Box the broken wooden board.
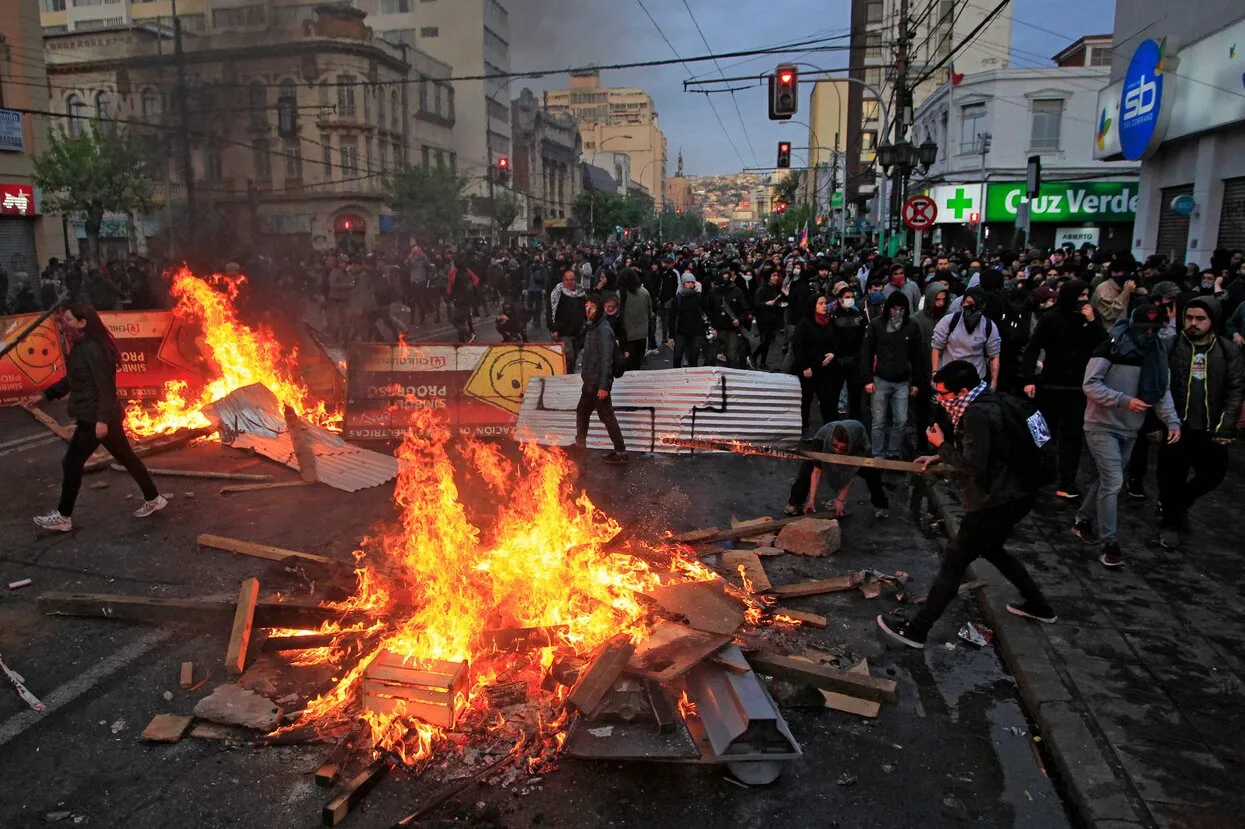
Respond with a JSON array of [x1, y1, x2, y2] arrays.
[[226, 578, 260, 675], [672, 527, 721, 544], [140, 713, 193, 743], [315, 739, 354, 788], [179, 662, 194, 690], [674, 512, 839, 546], [197, 533, 338, 567], [36, 591, 338, 628], [765, 572, 865, 599], [745, 651, 898, 703], [773, 608, 828, 628], [261, 633, 341, 652], [566, 634, 635, 716], [322, 758, 389, 826], [719, 550, 771, 593], [625, 620, 732, 683], [220, 480, 314, 495], [25, 407, 73, 441], [479, 625, 567, 651], [820, 659, 882, 718], [485, 681, 527, 709], [643, 580, 745, 636]]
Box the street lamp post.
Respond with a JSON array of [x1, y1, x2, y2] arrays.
[[877, 137, 938, 255]]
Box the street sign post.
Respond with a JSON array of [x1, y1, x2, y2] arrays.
[[903, 195, 937, 260]]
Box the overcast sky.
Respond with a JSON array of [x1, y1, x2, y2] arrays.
[[509, 0, 1117, 176]]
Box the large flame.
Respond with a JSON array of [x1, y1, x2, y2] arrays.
[[289, 409, 717, 766], [124, 267, 335, 436]]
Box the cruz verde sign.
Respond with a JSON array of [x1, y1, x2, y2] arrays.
[[986, 182, 1138, 223]]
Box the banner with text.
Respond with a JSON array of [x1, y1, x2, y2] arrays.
[[986, 181, 1138, 223], [0, 312, 65, 406], [346, 343, 567, 441]]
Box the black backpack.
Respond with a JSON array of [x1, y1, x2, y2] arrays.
[[612, 337, 627, 379], [995, 392, 1057, 488]]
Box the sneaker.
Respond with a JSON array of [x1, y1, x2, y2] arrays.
[[1157, 524, 1180, 550], [1071, 519, 1098, 544], [784, 504, 801, 516], [34, 511, 72, 532], [874, 508, 890, 520], [1007, 601, 1058, 623], [602, 451, 629, 466], [134, 495, 168, 518], [876, 614, 926, 650], [1099, 542, 1125, 568], [1054, 486, 1081, 500], [1125, 479, 1146, 500]]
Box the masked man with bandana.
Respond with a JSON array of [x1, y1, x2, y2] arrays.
[[1074, 304, 1182, 568], [1092, 257, 1139, 328], [877, 360, 1056, 649], [930, 288, 1002, 388]]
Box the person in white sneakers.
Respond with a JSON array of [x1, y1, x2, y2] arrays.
[[26, 303, 166, 531]]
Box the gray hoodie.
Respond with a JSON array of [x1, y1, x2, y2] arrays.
[[811, 419, 870, 490], [1082, 339, 1179, 435]]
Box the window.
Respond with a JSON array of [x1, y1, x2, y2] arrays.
[[73, 0, 102, 6], [435, 149, 444, 169], [484, 26, 508, 58], [249, 82, 268, 127], [365, 138, 373, 180], [318, 80, 329, 106], [445, 86, 454, 121], [253, 139, 271, 182], [860, 131, 877, 151], [43, 25, 69, 34], [378, 140, 388, 172], [392, 139, 401, 166], [434, 84, 443, 116], [211, 5, 265, 27], [865, 1, 882, 24], [448, 152, 456, 174], [377, 86, 385, 129], [284, 141, 302, 181], [418, 78, 428, 111], [864, 33, 883, 61], [340, 135, 359, 177], [138, 88, 159, 119], [322, 138, 333, 180], [861, 98, 880, 123], [178, 14, 205, 31], [362, 85, 371, 123], [380, 0, 409, 12], [391, 90, 399, 130], [206, 139, 223, 182], [961, 103, 986, 153], [487, 96, 508, 122], [1089, 47, 1112, 67], [1030, 99, 1063, 150], [420, 26, 439, 37], [336, 75, 356, 118], [44, 0, 67, 11], [94, 90, 112, 121], [66, 94, 85, 137], [863, 66, 882, 89], [421, 145, 430, 167]]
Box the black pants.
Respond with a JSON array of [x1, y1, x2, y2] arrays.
[[1158, 429, 1228, 525], [787, 460, 888, 510], [753, 325, 778, 368], [672, 334, 702, 368], [909, 495, 1046, 639], [60, 418, 158, 517], [828, 363, 864, 421], [799, 371, 836, 432], [909, 384, 933, 452], [574, 382, 626, 452], [1037, 388, 1087, 490], [625, 339, 646, 372]]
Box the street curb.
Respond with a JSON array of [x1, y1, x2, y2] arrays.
[[919, 479, 1147, 829]]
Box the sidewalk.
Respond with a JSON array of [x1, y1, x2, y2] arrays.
[[924, 446, 1245, 829]]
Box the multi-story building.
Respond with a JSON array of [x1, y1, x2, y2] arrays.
[[2, 0, 59, 276], [44, 4, 453, 254], [1094, 1, 1245, 265], [509, 88, 580, 238], [543, 68, 668, 205], [798, 79, 850, 216], [666, 151, 694, 215], [845, 0, 1013, 226], [911, 36, 1140, 250]]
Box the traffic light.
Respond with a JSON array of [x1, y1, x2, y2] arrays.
[[776, 141, 791, 169], [495, 157, 510, 185], [768, 64, 798, 120], [968, 211, 981, 225], [775, 202, 788, 212]]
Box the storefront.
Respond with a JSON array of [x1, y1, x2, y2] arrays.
[[0, 182, 38, 277]]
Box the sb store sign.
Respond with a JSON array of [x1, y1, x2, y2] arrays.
[[0, 184, 36, 216]]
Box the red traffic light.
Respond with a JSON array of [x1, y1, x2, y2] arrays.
[[497, 157, 510, 169], [778, 141, 791, 152], [779, 71, 794, 84], [969, 211, 980, 223]]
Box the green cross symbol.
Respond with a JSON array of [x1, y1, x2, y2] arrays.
[[946, 187, 974, 219]]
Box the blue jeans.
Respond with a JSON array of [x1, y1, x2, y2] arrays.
[[870, 378, 910, 458], [1077, 430, 1137, 544]]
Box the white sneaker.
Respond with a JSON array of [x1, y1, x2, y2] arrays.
[[34, 511, 73, 532], [134, 495, 168, 518]]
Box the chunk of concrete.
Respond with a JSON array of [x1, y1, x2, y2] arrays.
[[775, 518, 842, 557], [192, 683, 282, 731]]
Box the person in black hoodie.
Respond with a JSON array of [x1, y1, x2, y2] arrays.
[[706, 270, 750, 368], [791, 294, 838, 439], [28, 304, 166, 532], [828, 283, 868, 421], [861, 292, 925, 459], [1021, 279, 1107, 499], [667, 272, 706, 368], [752, 270, 785, 369]]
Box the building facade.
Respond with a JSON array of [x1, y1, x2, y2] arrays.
[[1093, 2, 1245, 265], [2, 0, 60, 278], [845, 0, 1013, 224], [509, 87, 580, 237], [44, 4, 452, 254], [912, 48, 1140, 250], [666, 151, 694, 215], [799, 79, 850, 219], [543, 69, 668, 204]]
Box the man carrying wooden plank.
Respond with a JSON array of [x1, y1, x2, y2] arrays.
[[785, 420, 890, 520]]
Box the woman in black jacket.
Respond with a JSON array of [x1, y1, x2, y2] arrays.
[[790, 295, 838, 439], [28, 304, 165, 532]]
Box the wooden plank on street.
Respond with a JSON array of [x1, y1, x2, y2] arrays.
[[774, 608, 828, 628], [719, 550, 771, 592], [225, 578, 260, 675], [746, 651, 898, 703], [110, 464, 274, 482], [766, 572, 865, 599], [322, 758, 389, 826], [674, 512, 839, 546], [315, 739, 354, 788], [140, 713, 193, 743], [26, 407, 73, 441], [220, 480, 313, 494], [197, 533, 337, 566], [179, 661, 194, 690], [36, 591, 339, 628]]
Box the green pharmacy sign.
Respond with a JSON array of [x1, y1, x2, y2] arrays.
[[986, 182, 1138, 223]]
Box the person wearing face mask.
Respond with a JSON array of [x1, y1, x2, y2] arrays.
[[864, 276, 889, 322], [791, 294, 839, 439], [861, 292, 924, 460], [1074, 304, 1182, 568], [910, 280, 951, 449], [828, 284, 868, 421], [1092, 258, 1140, 328], [1021, 280, 1106, 499], [667, 273, 707, 369], [930, 288, 1002, 390], [752, 270, 785, 369]]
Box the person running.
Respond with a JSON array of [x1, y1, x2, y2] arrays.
[[573, 292, 628, 465], [28, 304, 166, 532], [785, 419, 890, 520], [877, 360, 1056, 649]]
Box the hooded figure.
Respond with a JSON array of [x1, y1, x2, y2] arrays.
[[911, 280, 950, 367], [861, 292, 926, 459], [930, 287, 1002, 384], [785, 420, 890, 519]]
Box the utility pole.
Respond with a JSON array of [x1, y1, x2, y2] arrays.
[[976, 131, 991, 253], [888, 0, 912, 253], [172, 0, 195, 228]]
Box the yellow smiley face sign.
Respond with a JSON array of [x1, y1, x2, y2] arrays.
[[463, 345, 565, 415], [2, 315, 64, 387]]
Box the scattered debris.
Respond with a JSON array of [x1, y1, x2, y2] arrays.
[[858, 570, 910, 601], [775, 518, 842, 557], [110, 718, 126, 734], [958, 622, 994, 648], [772, 609, 828, 629], [315, 739, 355, 788], [322, 758, 389, 826], [140, 713, 193, 743], [179, 662, 194, 690], [88, 481, 109, 490], [8, 578, 32, 590], [836, 772, 857, 786], [45, 810, 72, 823], [766, 572, 865, 599], [162, 690, 174, 701], [225, 578, 261, 675], [192, 683, 283, 731], [0, 651, 46, 712]]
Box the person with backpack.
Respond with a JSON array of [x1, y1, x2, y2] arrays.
[[930, 288, 1001, 389], [1074, 304, 1182, 568], [573, 292, 628, 466], [877, 360, 1057, 650], [1156, 297, 1244, 549]]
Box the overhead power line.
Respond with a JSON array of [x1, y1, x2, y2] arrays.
[[680, 0, 758, 167]]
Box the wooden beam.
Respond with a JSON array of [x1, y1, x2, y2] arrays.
[[225, 578, 260, 675], [719, 550, 771, 592], [565, 634, 635, 716], [773, 608, 828, 628], [219, 480, 313, 495], [109, 465, 274, 482], [323, 758, 389, 826], [196, 533, 338, 566], [36, 591, 339, 628], [674, 512, 839, 545], [26, 407, 73, 441], [315, 738, 354, 788], [285, 405, 320, 484], [745, 651, 898, 703], [765, 572, 865, 599], [262, 633, 341, 652], [179, 661, 194, 690]]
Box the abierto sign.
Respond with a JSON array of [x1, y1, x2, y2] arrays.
[[986, 182, 1138, 223]]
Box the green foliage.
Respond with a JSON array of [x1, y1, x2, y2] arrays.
[[573, 190, 646, 239], [34, 123, 155, 258], [767, 202, 817, 240], [771, 171, 800, 209], [643, 210, 706, 242], [493, 190, 523, 233], [385, 162, 470, 244]]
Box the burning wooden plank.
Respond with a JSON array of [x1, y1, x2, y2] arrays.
[[361, 652, 467, 729], [478, 625, 567, 652], [315, 738, 355, 788], [719, 550, 771, 592], [484, 681, 528, 710], [565, 634, 635, 716], [322, 758, 389, 826], [625, 621, 732, 683]]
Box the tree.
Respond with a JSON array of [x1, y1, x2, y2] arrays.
[[771, 171, 800, 211], [385, 163, 470, 244], [34, 122, 155, 262], [574, 190, 630, 240], [493, 190, 523, 235]]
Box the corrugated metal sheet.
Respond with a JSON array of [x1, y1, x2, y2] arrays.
[[514, 368, 802, 453], [202, 384, 287, 438]]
